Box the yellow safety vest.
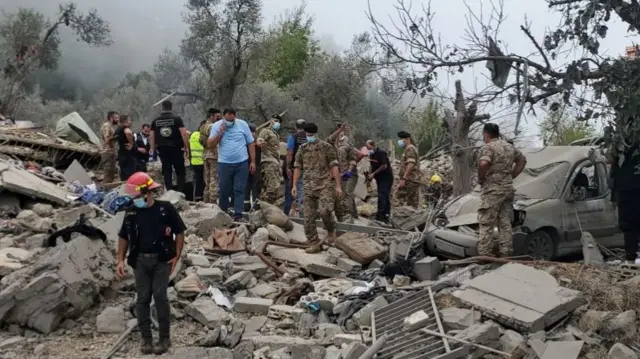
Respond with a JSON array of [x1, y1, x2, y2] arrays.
[[189, 131, 204, 165]]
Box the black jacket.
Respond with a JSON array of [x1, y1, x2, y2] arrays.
[[120, 200, 178, 267], [133, 132, 151, 163]]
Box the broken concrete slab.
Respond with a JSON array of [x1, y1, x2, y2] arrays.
[[54, 205, 96, 228], [353, 296, 388, 327], [440, 307, 481, 330], [234, 297, 273, 314], [182, 205, 232, 238], [96, 306, 126, 333], [244, 315, 268, 333], [0, 161, 72, 205], [185, 297, 231, 329], [63, 159, 92, 186], [267, 224, 289, 242], [0, 236, 115, 334], [0, 247, 32, 276], [224, 270, 255, 291], [187, 253, 210, 267], [248, 335, 319, 351], [454, 321, 501, 359], [334, 232, 386, 264], [608, 343, 638, 359], [540, 341, 584, 359], [194, 267, 223, 283], [268, 247, 345, 277], [452, 263, 586, 332]]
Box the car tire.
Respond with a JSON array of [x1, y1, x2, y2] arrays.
[[526, 230, 556, 260]]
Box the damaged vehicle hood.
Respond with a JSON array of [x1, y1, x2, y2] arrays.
[[444, 147, 579, 228]]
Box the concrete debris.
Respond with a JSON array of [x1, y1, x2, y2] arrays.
[[581, 231, 604, 265], [452, 263, 585, 332], [334, 232, 385, 264], [96, 306, 126, 333], [608, 343, 638, 359], [1, 157, 637, 359], [539, 340, 584, 359], [224, 270, 255, 291], [0, 161, 72, 205], [234, 297, 273, 314], [440, 307, 481, 330], [0, 236, 114, 334], [412, 256, 442, 280], [454, 321, 501, 359], [267, 224, 289, 243], [185, 297, 231, 329], [0, 247, 31, 276]]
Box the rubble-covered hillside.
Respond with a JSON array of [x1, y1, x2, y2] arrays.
[[0, 148, 638, 359]]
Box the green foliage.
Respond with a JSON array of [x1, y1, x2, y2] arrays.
[[405, 101, 448, 155], [539, 109, 597, 146], [256, 4, 318, 89], [0, 3, 111, 114], [181, 0, 262, 106]]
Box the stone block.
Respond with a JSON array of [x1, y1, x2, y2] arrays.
[[195, 267, 224, 283], [96, 306, 126, 333], [224, 270, 255, 291], [352, 296, 388, 327], [412, 256, 442, 281], [403, 310, 430, 331], [337, 257, 361, 272], [234, 297, 273, 314], [187, 254, 210, 267], [185, 297, 231, 329], [440, 307, 481, 330], [268, 304, 306, 322]]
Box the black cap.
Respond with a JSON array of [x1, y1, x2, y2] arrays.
[[296, 119, 306, 129], [304, 122, 318, 134], [272, 114, 282, 121], [397, 131, 411, 139]]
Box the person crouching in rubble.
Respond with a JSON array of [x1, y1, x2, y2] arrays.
[[476, 123, 526, 257], [292, 122, 343, 253], [115, 172, 186, 355]]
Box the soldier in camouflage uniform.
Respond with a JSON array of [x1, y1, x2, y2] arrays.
[[476, 123, 527, 257], [328, 128, 362, 222], [293, 122, 343, 253], [99, 111, 119, 183], [257, 115, 284, 207], [202, 108, 221, 204], [396, 131, 423, 209]]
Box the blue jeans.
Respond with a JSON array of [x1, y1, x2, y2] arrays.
[[218, 161, 249, 218], [284, 174, 304, 216]]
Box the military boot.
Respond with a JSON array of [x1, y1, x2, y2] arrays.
[[140, 338, 153, 355], [154, 338, 171, 354]]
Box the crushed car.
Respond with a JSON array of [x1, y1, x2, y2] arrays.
[[425, 146, 621, 260]]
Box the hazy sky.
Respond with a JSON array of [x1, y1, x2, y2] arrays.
[[4, 0, 639, 145]]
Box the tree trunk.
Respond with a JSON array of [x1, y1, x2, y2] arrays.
[[445, 80, 490, 197]]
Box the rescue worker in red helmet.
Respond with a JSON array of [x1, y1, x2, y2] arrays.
[[115, 172, 186, 354]]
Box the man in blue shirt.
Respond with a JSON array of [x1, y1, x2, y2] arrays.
[[284, 119, 306, 216], [207, 108, 256, 220]]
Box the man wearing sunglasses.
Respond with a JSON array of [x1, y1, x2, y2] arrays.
[[115, 172, 186, 355]]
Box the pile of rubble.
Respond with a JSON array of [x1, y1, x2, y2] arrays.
[[1, 180, 640, 359]]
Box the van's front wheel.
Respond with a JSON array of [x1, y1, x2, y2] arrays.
[[526, 230, 556, 260]]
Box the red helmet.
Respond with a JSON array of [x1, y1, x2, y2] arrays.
[[125, 172, 161, 196]]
